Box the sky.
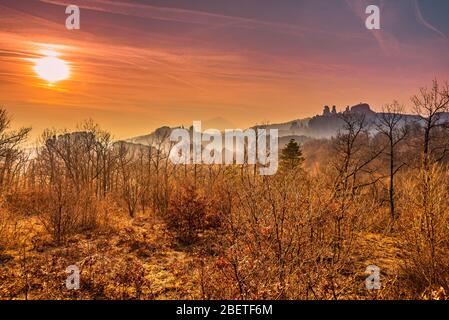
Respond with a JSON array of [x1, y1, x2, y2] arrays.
[[0, 0, 448, 139]]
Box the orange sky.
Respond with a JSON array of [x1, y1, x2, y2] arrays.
[[1, 0, 448, 140]]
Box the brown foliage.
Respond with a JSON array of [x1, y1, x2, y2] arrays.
[[165, 184, 207, 244], [2, 81, 449, 300]]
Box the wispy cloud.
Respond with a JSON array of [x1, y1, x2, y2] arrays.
[[412, 0, 447, 40], [344, 0, 401, 56], [0, 0, 448, 139], [39, 0, 368, 41]]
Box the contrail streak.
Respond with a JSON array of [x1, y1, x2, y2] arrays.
[[412, 0, 447, 40]]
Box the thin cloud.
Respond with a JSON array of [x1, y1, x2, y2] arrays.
[[38, 0, 365, 40], [412, 0, 447, 40], [344, 0, 401, 56]]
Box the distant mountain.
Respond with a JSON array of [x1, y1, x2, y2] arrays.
[[307, 103, 377, 138], [125, 103, 449, 147], [127, 126, 174, 145], [202, 117, 237, 131], [259, 103, 449, 139], [127, 117, 236, 145]]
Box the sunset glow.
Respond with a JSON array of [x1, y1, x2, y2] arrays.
[[0, 0, 448, 139], [33, 55, 70, 84]]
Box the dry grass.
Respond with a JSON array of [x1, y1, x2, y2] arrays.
[[0, 210, 201, 300]]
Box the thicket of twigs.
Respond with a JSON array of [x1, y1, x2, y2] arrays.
[[1, 80, 449, 300]]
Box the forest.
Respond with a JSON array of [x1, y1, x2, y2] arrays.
[[1, 80, 449, 300]]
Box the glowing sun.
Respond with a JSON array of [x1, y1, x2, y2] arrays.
[[34, 55, 70, 84]]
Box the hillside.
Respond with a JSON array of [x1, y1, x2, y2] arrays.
[[126, 103, 449, 147]]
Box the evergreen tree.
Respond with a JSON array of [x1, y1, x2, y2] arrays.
[[280, 139, 304, 170]]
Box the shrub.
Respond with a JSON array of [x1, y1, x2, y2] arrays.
[[399, 165, 449, 295], [165, 184, 206, 244]]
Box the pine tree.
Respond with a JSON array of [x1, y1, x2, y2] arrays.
[[280, 139, 304, 170]]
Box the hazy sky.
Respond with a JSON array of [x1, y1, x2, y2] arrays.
[[1, 0, 448, 139]]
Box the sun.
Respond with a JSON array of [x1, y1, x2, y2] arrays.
[[33, 55, 70, 84]]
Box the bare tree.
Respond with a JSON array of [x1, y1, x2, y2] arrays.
[[330, 111, 384, 260], [376, 102, 408, 221], [0, 108, 31, 192], [333, 111, 383, 197], [411, 80, 449, 170], [116, 141, 139, 218]]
